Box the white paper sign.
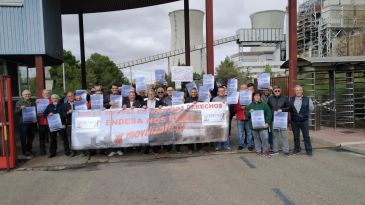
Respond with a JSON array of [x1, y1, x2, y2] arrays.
[[239, 90, 253, 105], [171, 66, 193, 82], [90, 94, 104, 110], [258, 73, 270, 89], [227, 78, 238, 95], [135, 77, 147, 93], [47, 113, 62, 132], [36, 99, 49, 115], [227, 92, 239, 105], [273, 111, 288, 129], [172, 91, 184, 105], [251, 110, 266, 129], [203, 74, 214, 91]]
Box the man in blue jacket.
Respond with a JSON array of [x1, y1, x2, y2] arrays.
[[289, 85, 315, 156], [43, 94, 70, 158]]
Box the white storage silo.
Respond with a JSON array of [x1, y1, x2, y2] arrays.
[[169, 9, 207, 74]]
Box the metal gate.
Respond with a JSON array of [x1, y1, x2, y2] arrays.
[[0, 76, 16, 170]]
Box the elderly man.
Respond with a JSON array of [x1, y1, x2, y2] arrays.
[[37, 89, 51, 156], [267, 85, 291, 156], [163, 87, 174, 106], [212, 86, 230, 151], [43, 94, 70, 158], [290, 85, 315, 156], [15, 90, 37, 157]]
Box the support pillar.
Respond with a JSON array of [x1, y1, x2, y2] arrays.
[[79, 12, 87, 90], [184, 0, 191, 66], [35, 56, 45, 98], [206, 0, 214, 75], [288, 0, 297, 97]]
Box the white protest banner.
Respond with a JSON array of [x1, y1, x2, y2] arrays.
[[121, 85, 132, 97], [239, 90, 253, 105], [22, 106, 37, 123], [74, 100, 88, 110], [75, 90, 87, 101], [36, 99, 49, 115], [227, 78, 238, 95], [172, 91, 184, 105], [171, 66, 193, 82], [258, 72, 271, 89], [186, 82, 197, 95], [251, 110, 266, 129], [273, 111, 288, 129], [227, 91, 239, 105], [203, 74, 214, 91], [110, 95, 123, 109], [155, 69, 165, 84], [47, 113, 62, 132], [71, 102, 229, 150], [90, 94, 104, 110], [198, 86, 210, 102], [135, 77, 147, 93]]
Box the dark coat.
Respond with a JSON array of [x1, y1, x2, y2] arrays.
[[43, 103, 68, 125]]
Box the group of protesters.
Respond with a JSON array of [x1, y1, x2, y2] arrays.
[[15, 79, 314, 159]]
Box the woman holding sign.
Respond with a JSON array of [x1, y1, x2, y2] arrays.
[[43, 94, 70, 158], [245, 92, 272, 157]]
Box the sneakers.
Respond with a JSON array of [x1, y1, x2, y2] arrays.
[[248, 147, 254, 152], [117, 150, 124, 156], [238, 146, 243, 150], [270, 152, 279, 156], [283, 152, 290, 156], [108, 151, 116, 157], [306, 152, 313, 157], [224, 147, 231, 151]]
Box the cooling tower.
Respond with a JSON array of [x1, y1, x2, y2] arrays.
[[250, 10, 285, 52], [169, 9, 207, 74]]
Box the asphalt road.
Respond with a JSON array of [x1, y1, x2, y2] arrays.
[[0, 148, 364, 205]]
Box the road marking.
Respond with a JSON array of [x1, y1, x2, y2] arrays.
[[272, 188, 296, 205], [240, 156, 256, 169]]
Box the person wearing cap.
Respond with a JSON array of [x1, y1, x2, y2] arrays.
[[43, 94, 70, 158], [267, 85, 291, 156], [245, 92, 272, 157], [289, 85, 315, 156]]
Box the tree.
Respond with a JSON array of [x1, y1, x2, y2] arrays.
[[264, 64, 274, 76], [49, 50, 81, 95], [86, 53, 129, 90], [215, 57, 249, 86]]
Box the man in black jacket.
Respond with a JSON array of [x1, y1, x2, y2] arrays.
[[267, 85, 291, 156], [123, 91, 143, 109], [43, 94, 70, 158]]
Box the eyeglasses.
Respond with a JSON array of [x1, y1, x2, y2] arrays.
[[158, 92, 164, 94], [274, 90, 281, 93]]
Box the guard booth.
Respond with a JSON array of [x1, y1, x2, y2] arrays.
[[282, 56, 365, 130], [0, 76, 16, 170]]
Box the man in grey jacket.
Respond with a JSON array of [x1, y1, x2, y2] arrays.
[[15, 90, 37, 157]]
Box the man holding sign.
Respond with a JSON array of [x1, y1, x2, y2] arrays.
[[36, 89, 51, 155], [234, 84, 254, 151], [245, 92, 272, 157], [15, 90, 37, 157], [43, 94, 70, 158], [267, 85, 291, 156]]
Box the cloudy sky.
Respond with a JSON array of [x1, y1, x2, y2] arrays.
[[61, 0, 289, 82]]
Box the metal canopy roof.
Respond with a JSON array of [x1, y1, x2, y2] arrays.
[[61, 0, 180, 14], [281, 56, 365, 68]]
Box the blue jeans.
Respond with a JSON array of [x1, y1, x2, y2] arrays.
[[237, 120, 254, 148], [215, 136, 230, 150]]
